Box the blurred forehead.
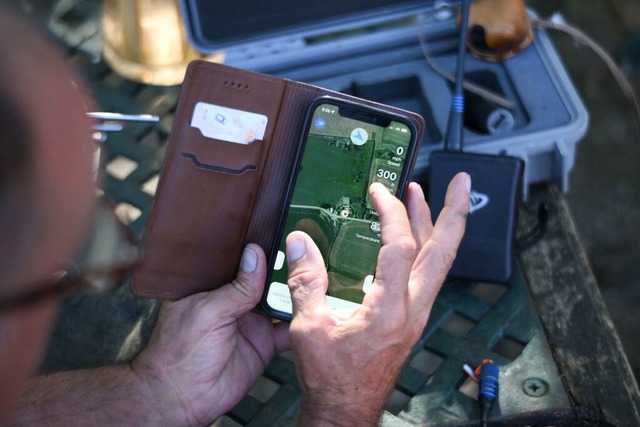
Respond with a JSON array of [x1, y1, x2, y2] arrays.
[[0, 5, 96, 295]]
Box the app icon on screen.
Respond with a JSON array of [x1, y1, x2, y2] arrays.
[[350, 128, 368, 146]]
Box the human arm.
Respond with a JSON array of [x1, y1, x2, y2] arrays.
[[286, 173, 470, 426], [8, 244, 290, 427]]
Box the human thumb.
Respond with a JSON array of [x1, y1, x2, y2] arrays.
[[206, 243, 266, 319], [286, 232, 330, 317]]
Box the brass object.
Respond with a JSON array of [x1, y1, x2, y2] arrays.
[[102, 0, 225, 86], [466, 0, 534, 62]]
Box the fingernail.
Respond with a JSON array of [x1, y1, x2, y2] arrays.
[[240, 247, 257, 273], [413, 182, 425, 199], [464, 173, 472, 195], [287, 235, 306, 262], [370, 181, 388, 194]]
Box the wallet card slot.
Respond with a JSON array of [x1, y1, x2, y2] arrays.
[[177, 63, 286, 171], [181, 152, 257, 175]]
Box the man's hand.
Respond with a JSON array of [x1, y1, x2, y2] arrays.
[[286, 173, 470, 426], [9, 245, 289, 427], [131, 244, 290, 426]]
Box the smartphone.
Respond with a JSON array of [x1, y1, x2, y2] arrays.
[[262, 96, 420, 320]]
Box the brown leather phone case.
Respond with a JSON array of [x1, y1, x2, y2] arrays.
[[130, 60, 424, 300]]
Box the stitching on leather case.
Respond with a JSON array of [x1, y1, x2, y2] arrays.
[[181, 152, 257, 175]]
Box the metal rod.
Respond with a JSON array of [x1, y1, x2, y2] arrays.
[[87, 112, 160, 123]]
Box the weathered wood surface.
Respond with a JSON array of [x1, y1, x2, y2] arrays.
[[518, 184, 640, 426]]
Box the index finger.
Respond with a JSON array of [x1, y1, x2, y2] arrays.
[[361, 183, 417, 310]]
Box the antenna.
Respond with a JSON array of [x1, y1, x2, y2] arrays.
[[444, 0, 471, 152], [427, 0, 524, 283]]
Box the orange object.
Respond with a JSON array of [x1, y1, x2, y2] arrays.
[[474, 359, 495, 377], [465, 0, 534, 61]]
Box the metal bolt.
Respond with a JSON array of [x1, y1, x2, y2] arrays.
[[523, 377, 549, 397], [487, 108, 515, 134]]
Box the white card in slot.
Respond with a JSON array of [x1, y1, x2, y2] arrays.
[[191, 102, 268, 144]]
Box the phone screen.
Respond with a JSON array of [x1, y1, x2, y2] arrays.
[[263, 98, 418, 319]]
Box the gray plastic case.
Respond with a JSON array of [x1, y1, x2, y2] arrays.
[[180, 2, 588, 196]]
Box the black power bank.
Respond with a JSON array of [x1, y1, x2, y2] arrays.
[[427, 151, 523, 283]]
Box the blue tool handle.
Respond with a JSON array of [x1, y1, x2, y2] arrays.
[[479, 361, 499, 400], [478, 361, 499, 425]]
